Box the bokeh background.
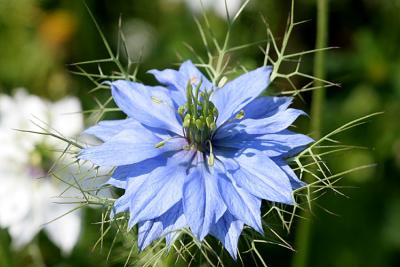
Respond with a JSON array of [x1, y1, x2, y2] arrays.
[[0, 0, 399, 266]]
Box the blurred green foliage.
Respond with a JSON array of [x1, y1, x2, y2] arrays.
[[0, 0, 399, 266]]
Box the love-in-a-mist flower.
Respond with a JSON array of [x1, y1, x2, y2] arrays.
[[80, 61, 313, 258], [0, 89, 109, 255]]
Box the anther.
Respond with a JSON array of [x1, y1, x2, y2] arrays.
[[235, 110, 245, 120], [207, 140, 215, 167], [178, 105, 186, 117], [154, 141, 166, 148]]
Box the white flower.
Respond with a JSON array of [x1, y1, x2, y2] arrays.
[[183, 0, 244, 19], [121, 19, 157, 60], [0, 89, 108, 255]]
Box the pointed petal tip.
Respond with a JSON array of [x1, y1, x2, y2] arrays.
[[180, 59, 195, 67], [147, 69, 158, 74], [260, 64, 273, 73], [137, 238, 148, 252], [212, 65, 274, 126], [226, 246, 239, 260], [128, 217, 138, 232]]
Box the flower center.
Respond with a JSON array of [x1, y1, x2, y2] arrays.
[[178, 79, 218, 151]]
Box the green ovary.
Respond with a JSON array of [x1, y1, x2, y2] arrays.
[[179, 79, 218, 151]]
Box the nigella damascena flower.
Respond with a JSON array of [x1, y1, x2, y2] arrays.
[[79, 60, 313, 258], [0, 89, 83, 254]]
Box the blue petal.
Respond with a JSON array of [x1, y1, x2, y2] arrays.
[[110, 152, 176, 217], [106, 177, 127, 189], [148, 69, 186, 92], [127, 150, 195, 227], [215, 130, 313, 158], [243, 96, 293, 119], [111, 175, 147, 216], [240, 109, 306, 135], [79, 124, 187, 166], [211, 66, 272, 126], [147, 69, 186, 106], [182, 153, 226, 240], [217, 149, 294, 205], [148, 69, 187, 106], [216, 108, 306, 139], [137, 221, 162, 250], [110, 80, 182, 134], [178, 60, 213, 91], [112, 194, 130, 215], [210, 212, 244, 259], [215, 163, 263, 233], [138, 201, 186, 250], [148, 60, 213, 105], [273, 158, 306, 190], [107, 152, 170, 189], [83, 118, 139, 142], [267, 131, 313, 157]]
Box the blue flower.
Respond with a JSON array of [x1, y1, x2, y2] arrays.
[[79, 60, 313, 258]]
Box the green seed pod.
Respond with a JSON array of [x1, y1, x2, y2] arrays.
[[209, 122, 217, 131], [195, 132, 202, 143], [213, 107, 219, 117], [206, 116, 214, 128], [195, 119, 204, 130], [183, 114, 191, 128]]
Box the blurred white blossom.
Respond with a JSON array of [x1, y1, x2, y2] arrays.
[[0, 89, 108, 255], [181, 0, 244, 19], [121, 19, 157, 61]]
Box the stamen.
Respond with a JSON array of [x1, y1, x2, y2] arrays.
[[151, 96, 163, 104], [235, 110, 245, 120], [192, 80, 202, 120], [154, 141, 166, 148], [178, 105, 186, 117], [218, 76, 228, 87], [207, 140, 215, 166], [190, 76, 198, 85], [154, 136, 179, 149]]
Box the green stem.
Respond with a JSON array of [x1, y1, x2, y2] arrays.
[[164, 250, 177, 267], [28, 241, 46, 267], [292, 1, 328, 267], [0, 230, 12, 267], [310, 0, 328, 140]]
